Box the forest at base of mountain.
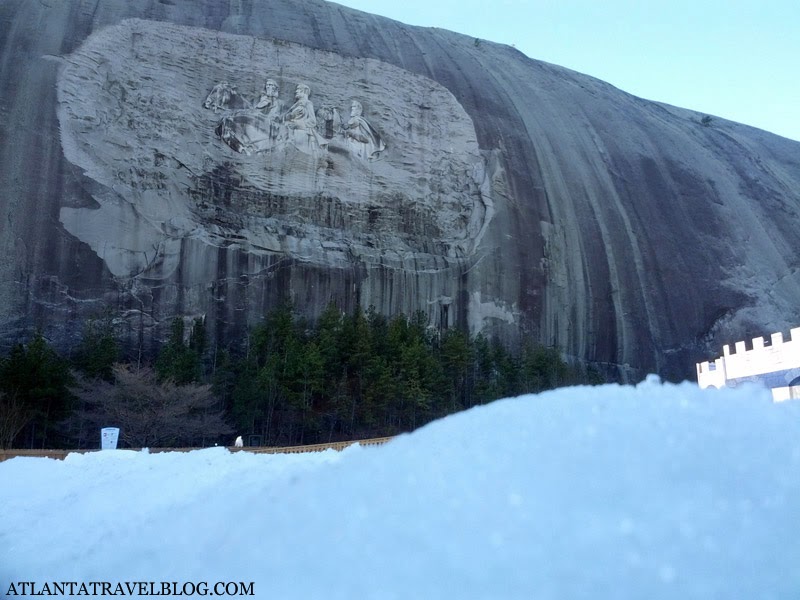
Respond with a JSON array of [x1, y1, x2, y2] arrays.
[[0, 304, 605, 450]]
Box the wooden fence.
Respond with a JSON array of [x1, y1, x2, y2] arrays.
[[0, 436, 395, 463]]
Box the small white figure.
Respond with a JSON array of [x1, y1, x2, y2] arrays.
[[234, 436, 244, 448]]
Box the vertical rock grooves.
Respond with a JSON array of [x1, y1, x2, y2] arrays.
[[0, 0, 798, 382]]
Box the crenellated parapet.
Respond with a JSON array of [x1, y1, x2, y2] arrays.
[[696, 327, 800, 401]]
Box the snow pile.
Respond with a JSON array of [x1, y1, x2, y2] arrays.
[[2, 377, 800, 599]]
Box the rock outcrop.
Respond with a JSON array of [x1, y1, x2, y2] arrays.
[[0, 0, 799, 380]]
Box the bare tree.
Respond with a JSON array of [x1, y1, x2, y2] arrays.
[[71, 364, 232, 448], [0, 392, 32, 449]]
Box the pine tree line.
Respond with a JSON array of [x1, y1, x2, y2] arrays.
[[0, 304, 604, 449]]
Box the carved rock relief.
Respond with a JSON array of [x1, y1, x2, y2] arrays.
[[202, 78, 389, 161], [206, 80, 386, 162], [56, 19, 497, 281]]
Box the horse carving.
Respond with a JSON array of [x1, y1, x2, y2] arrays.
[[203, 82, 252, 113]]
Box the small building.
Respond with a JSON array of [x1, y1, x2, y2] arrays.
[[696, 327, 800, 401]]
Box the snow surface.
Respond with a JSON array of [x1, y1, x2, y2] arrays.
[[2, 377, 800, 599]]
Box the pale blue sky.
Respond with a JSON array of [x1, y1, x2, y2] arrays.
[[331, 0, 800, 142]]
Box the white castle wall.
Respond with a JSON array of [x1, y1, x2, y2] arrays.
[[696, 327, 800, 400]]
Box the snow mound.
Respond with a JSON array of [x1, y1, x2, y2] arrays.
[[2, 379, 799, 599]]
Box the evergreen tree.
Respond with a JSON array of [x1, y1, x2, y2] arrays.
[[155, 318, 202, 384], [383, 313, 442, 431], [342, 306, 372, 435], [439, 328, 473, 413], [230, 359, 268, 444], [294, 339, 325, 443], [314, 303, 350, 439], [244, 303, 325, 444], [357, 307, 390, 433], [0, 332, 73, 448], [519, 344, 569, 393], [316, 302, 344, 380], [73, 315, 119, 381]]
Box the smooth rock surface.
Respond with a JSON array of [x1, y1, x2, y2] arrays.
[[0, 0, 799, 380]]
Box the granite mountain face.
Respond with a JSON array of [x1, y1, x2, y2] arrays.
[[1, 0, 798, 380]]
